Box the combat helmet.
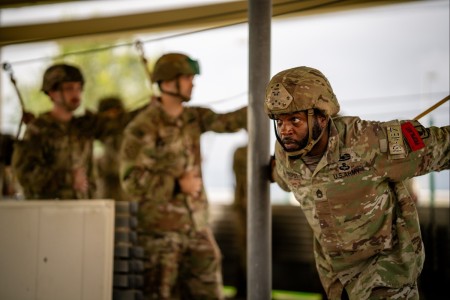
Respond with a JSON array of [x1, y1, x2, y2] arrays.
[[98, 97, 124, 113], [151, 53, 200, 83], [41, 63, 84, 94], [265, 66, 340, 157]]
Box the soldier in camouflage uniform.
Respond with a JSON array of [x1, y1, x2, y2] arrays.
[[120, 53, 247, 299], [12, 63, 116, 200], [95, 96, 144, 201], [265, 66, 449, 299]]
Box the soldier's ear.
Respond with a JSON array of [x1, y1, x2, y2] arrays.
[[47, 90, 57, 102], [317, 115, 328, 129]]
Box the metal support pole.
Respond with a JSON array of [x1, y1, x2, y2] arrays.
[[0, 12, 3, 133], [248, 0, 271, 299]]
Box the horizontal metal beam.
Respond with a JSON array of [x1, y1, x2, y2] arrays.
[[0, 0, 419, 47]]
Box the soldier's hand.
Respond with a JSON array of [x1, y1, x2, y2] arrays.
[[179, 167, 202, 198], [73, 167, 88, 193]]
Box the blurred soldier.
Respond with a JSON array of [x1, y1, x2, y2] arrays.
[[266, 66, 449, 299], [232, 144, 248, 299], [12, 63, 111, 200], [95, 96, 144, 201], [120, 53, 247, 299]]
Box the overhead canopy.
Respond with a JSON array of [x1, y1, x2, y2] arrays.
[[0, 0, 75, 8], [0, 0, 417, 47]]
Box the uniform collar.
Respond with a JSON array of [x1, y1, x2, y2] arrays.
[[325, 118, 342, 165], [310, 118, 341, 176]]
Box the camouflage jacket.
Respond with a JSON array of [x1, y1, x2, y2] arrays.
[[120, 104, 247, 235], [12, 111, 116, 200], [95, 107, 146, 200], [274, 116, 449, 297]]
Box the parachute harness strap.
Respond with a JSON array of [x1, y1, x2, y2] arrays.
[[135, 40, 153, 84], [273, 109, 328, 158]]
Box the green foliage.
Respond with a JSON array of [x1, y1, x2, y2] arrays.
[[22, 84, 52, 114], [15, 39, 153, 117], [4, 39, 155, 131], [55, 39, 152, 112]]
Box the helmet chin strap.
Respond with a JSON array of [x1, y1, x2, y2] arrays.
[[160, 77, 191, 102], [160, 90, 190, 102], [274, 109, 328, 158]]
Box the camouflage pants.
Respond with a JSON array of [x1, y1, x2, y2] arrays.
[[324, 270, 419, 300], [316, 233, 422, 300], [140, 228, 224, 300], [316, 182, 423, 300]]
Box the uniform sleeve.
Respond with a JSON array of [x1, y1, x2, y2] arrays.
[[197, 106, 247, 133], [375, 120, 449, 182], [119, 116, 184, 200], [75, 111, 126, 141], [12, 126, 65, 198]]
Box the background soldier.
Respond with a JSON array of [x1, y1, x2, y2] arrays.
[[266, 66, 449, 299], [12, 63, 110, 200], [120, 53, 247, 299], [95, 96, 144, 201]]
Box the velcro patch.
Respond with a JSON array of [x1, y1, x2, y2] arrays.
[[401, 122, 425, 151], [386, 125, 406, 157]]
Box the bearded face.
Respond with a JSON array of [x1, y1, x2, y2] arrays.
[[49, 81, 83, 112], [276, 112, 323, 152]]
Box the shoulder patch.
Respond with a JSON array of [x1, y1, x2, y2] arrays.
[[386, 124, 407, 159], [401, 122, 425, 151], [414, 124, 430, 139]]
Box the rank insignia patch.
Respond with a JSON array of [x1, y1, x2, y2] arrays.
[[401, 122, 425, 151]]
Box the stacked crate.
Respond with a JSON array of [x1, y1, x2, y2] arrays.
[[113, 201, 145, 300]]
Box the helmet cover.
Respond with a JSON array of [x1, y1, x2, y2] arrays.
[[264, 66, 339, 118], [98, 97, 124, 113], [151, 53, 200, 83], [41, 63, 84, 94]]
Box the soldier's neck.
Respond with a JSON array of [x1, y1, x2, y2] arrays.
[[51, 106, 73, 122], [307, 125, 329, 157], [161, 95, 183, 118]]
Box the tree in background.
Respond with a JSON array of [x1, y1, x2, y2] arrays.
[[57, 40, 153, 113], [16, 39, 154, 118]]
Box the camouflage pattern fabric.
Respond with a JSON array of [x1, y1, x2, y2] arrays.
[[120, 101, 247, 299], [140, 229, 223, 300], [12, 111, 117, 200], [96, 132, 125, 200], [95, 107, 144, 201], [273, 116, 449, 299]]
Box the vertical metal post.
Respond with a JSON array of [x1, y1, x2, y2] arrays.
[[0, 11, 3, 133], [248, 0, 271, 299], [0, 50, 3, 133]]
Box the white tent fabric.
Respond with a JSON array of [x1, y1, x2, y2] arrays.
[[0, 0, 415, 47]]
